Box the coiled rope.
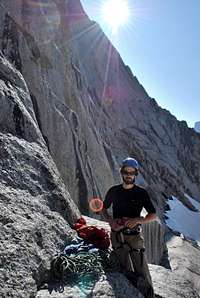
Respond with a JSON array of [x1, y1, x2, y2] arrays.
[[51, 250, 120, 282]]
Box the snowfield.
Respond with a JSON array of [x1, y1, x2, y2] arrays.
[[165, 195, 200, 245]]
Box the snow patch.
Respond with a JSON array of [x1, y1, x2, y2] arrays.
[[194, 121, 200, 133], [165, 195, 200, 245]]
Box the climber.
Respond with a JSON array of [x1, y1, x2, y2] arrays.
[[101, 157, 157, 297]]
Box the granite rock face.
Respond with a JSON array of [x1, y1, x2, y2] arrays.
[[0, 0, 116, 216], [0, 1, 200, 297], [166, 234, 200, 295], [36, 273, 144, 298], [0, 52, 80, 297], [150, 264, 200, 298], [67, 0, 200, 211]]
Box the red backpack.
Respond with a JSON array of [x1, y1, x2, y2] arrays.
[[73, 218, 110, 250]]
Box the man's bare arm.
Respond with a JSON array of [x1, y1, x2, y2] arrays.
[[101, 208, 113, 224], [101, 208, 124, 231], [141, 213, 157, 224], [125, 213, 157, 229]]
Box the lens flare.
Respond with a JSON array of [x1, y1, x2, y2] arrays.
[[102, 0, 130, 32], [89, 198, 104, 213]]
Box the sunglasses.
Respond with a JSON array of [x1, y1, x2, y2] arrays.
[[121, 170, 136, 176]]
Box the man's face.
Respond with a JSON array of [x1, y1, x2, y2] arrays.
[[121, 166, 137, 185]]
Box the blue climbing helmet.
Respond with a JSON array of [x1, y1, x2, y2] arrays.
[[121, 157, 139, 170]]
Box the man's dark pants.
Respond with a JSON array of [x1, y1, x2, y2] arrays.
[[111, 230, 154, 297]]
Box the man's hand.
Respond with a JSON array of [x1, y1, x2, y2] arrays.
[[109, 219, 124, 231], [124, 213, 157, 229], [124, 217, 143, 229]]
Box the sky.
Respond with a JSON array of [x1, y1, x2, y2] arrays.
[[81, 0, 200, 128]]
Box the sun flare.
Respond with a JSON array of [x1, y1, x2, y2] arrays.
[[102, 0, 130, 32]]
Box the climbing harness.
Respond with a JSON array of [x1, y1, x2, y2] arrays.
[[121, 224, 142, 235]]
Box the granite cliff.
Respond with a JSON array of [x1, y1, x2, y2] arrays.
[[0, 0, 200, 297]]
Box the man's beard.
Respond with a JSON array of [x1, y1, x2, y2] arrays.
[[123, 176, 135, 185]]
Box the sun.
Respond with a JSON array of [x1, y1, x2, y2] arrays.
[[102, 0, 130, 32]]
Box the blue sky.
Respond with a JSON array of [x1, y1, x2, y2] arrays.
[[81, 0, 200, 128]]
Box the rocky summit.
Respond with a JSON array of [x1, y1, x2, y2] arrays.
[[0, 0, 200, 297]]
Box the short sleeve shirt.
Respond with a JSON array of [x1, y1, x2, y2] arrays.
[[104, 184, 156, 219]]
